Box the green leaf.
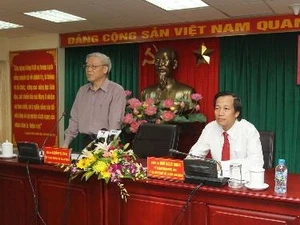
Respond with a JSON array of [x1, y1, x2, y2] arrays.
[[186, 113, 207, 122], [123, 143, 130, 150], [82, 171, 95, 181], [63, 167, 70, 172], [172, 115, 190, 122], [70, 173, 80, 180]]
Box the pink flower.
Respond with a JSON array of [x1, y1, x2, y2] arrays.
[[191, 93, 203, 101], [144, 105, 157, 116], [163, 99, 174, 108], [124, 90, 132, 97], [129, 120, 147, 133], [122, 91, 206, 134], [103, 151, 112, 157], [129, 121, 140, 133], [161, 111, 175, 122], [144, 98, 155, 106], [128, 98, 142, 109], [122, 113, 134, 124]]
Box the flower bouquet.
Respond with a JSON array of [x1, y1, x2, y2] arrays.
[[122, 90, 206, 133], [60, 131, 147, 202]]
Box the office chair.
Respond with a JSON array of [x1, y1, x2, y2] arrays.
[[132, 123, 179, 158], [259, 131, 275, 169]]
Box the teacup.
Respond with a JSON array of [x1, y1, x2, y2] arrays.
[[2, 140, 13, 157], [248, 167, 265, 188]]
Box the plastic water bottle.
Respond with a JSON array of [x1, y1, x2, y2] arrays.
[[274, 159, 288, 194]]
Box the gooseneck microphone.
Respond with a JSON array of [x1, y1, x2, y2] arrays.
[[41, 111, 66, 151], [169, 149, 204, 159]]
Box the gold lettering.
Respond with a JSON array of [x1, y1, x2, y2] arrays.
[[281, 19, 293, 29], [68, 37, 75, 45], [197, 25, 207, 34], [141, 30, 150, 39], [102, 32, 137, 42], [211, 22, 250, 33], [257, 19, 299, 31]]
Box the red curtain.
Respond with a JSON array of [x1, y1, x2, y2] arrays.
[[139, 38, 220, 122]]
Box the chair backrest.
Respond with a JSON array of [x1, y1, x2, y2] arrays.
[[259, 131, 275, 169], [132, 123, 179, 158]]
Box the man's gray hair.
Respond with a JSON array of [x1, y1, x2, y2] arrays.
[[86, 52, 112, 73]]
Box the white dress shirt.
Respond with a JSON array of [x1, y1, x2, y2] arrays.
[[189, 119, 264, 180]]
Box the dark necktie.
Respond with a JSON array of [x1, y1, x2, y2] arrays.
[[222, 132, 230, 160]]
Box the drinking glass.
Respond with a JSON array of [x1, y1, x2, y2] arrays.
[[228, 163, 243, 189]]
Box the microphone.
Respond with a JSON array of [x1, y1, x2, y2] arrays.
[[41, 111, 66, 151], [169, 149, 207, 160]]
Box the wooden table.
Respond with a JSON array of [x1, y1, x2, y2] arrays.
[[1, 158, 299, 225]]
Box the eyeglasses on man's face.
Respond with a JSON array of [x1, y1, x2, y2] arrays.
[[83, 64, 106, 70]]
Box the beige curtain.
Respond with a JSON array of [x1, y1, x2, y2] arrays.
[[0, 61, 12, 143]]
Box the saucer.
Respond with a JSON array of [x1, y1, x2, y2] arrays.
[[245, 183, 269, 191], [0, 153, 17, 159]]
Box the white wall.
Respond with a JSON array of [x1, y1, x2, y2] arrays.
[[0, 37, 9, 60], [0, 34, 65, 145], [9, 34, 59, 51]]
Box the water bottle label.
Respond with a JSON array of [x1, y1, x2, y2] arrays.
[[275, 170, 287, 194], [275, 171, 287, 181]]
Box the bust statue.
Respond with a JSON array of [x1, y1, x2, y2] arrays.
[[141, 48, 195, 108]]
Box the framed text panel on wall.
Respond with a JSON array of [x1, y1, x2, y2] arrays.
[[10, 49, 58, 148]]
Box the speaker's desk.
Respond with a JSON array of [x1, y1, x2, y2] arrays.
[[0, 158, 299, 225]]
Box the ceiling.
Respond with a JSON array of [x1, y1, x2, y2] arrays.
[[0, 0, 299, 38]]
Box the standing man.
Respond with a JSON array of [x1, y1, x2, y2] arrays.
[[189, 91, 264, 178], [141, 47, 195, 108], [62, 52, 126, 149]]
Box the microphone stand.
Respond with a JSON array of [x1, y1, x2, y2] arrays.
[[41, 111, 66, 152]]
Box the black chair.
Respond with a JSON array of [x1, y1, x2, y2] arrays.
[[132, 123, 179, 158], [259, 131, 275, 169]]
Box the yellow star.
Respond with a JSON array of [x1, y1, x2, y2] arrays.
[[193, 43, 214, 64]]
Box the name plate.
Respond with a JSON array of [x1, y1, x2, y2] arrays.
[[44, 147, 71, 165], [147, 157, 184, 181]]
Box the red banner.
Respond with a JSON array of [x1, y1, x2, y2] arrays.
[[10, 49, 58, 148], [60, 15, 300, 47]]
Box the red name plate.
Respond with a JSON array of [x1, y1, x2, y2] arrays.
[[44, 147, 71, 165], [147, 157, 184, 181]]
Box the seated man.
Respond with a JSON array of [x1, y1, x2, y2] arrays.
[[188, 91, 264, 180], [141, 48, 195, 109]]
